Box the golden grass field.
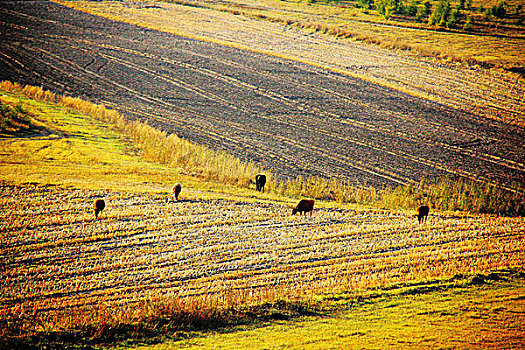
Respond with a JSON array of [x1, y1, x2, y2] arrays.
[[1, 84, 524, 348], [140, 273, 525, 349]]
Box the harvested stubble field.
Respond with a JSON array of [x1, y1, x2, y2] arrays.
[[1, 1, 524, 189], [2, 183, 524, 336]]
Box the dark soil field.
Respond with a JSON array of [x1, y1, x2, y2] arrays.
[[1, 1, 524, 188]]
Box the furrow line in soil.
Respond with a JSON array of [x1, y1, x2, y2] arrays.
[[5, 236, 521, 312], [1, 1, 524, 189], [89, 42, 525, 185], [90, 53, 497, 186]]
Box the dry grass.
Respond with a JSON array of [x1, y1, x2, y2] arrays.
[[1, 183, 524, 347], [381, 176, 525, 216], [0, 81, 261, 187], [270, 174, 525, 216], [58, 0, 525, 70], [2, 81, 523, 213], [164, 0, 525, 70], [156, 271, 525, 349]]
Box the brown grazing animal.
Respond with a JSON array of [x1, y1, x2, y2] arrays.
[[255, 174, 266, 193], [292, 199, 315, 215], [417, 205, 429, 224], [172, 183, 182, 201], [93, 199, 105, 219]]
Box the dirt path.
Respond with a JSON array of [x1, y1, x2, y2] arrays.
[[0, 1, 524, 188]]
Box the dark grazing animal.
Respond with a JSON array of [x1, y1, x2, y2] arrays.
[[93, 199, 105, 219], [255, 174, 266, 193], [172, 183, 182, 201], [417, 205, 429, 224], [292, 199, 315, 215]]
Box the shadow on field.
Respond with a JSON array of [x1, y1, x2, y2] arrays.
[[2, 265, 523, 350], [0, 300, 319, 350], [170, 198, 201, 204]]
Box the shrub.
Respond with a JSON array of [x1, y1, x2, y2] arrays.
[[414, 0, 431, 22], [374, 0, 402, 18], [0, 100, 32, 134], [380, 176, 525, 216], [406, 0, 420, 16], [463, 15, 473, 30], [491, 2, 506, 18], [422, 0, 432, 15], [446, 7, 461, 28], [274, 176, 377, 204], [428, 0, 460, 28], [357, 0, 374, 10]]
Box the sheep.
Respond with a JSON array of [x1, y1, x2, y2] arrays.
[[255, 174, 266, 193], [417, 205, 429, 224], [172, 183, 182, 201], [93, 198, 105, 219], [292, 199, 315, 215]]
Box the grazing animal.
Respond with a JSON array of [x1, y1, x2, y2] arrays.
[[417, 205, 429, 224], [172, 183, 182, 201], [292, 199, 315, 215], [93, 199, 105, 219], [255, 174, 266, 193]]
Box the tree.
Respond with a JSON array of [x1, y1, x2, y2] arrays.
[[463, 15, 474, 30], [447, 6, 462, 28], [415, 5, 426, 21], [491, 2, 506, 18], [428, 0, 451, 26], [374, 0, 402, 18], [422, 0, 432, 15], [357, 0, 374, 10], [406, 0, 420, 16]]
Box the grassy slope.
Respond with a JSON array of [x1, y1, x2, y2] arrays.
[[134, 272, 525, 349], [0, 90, 177, 191], [0, 86, 273, 201]]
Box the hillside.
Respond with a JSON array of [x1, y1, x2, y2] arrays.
[[57, 0, 525, 126], [1, 84, 524, 349], [140, 273, 525, 349], [1, 0, 524, 347], [1, 1, 524, 191]]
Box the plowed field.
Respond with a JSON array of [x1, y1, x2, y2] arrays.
[[1, 1, 524, 188]]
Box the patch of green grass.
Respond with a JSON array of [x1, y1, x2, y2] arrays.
[[0, 82, 365, 216], [133, 271, 525, 349], [0, 100, 34, 135], [2, 82, 522, 217], [0, 83, 267, 198], [0, 90, 175, 191]]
